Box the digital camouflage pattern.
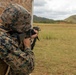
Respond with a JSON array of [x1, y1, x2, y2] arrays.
[[0, 29, 34, 75], [0, 3, 34, 75], [1, 3, 31, 32]]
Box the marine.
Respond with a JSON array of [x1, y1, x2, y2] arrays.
[[0, 3, 38, 75]]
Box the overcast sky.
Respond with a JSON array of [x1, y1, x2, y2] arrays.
[[34, 0, 76, 20]]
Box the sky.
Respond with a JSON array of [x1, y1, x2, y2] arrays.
[[34, 0, 76, 20]]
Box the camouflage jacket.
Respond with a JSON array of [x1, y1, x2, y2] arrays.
[[0, 28, 34, 75]]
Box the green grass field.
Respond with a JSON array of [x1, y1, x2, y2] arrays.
[[32, 23, 76, 75]]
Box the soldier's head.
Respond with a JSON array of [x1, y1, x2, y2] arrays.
[[1, 3, 31, 33]]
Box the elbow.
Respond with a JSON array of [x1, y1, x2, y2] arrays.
[[19, 57, 35, 74]]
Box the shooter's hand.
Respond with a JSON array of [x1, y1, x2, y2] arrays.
[[31, 29, 38, 39], [23, 29, 38, 48]]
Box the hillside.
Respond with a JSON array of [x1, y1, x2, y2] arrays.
[[33, 15, 55, 23], [33, 15, 76, 24], [64, 15, 76, 23], [33, 15, 68, 24]]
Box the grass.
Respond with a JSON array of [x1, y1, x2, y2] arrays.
[[32, 23, 76, 75]]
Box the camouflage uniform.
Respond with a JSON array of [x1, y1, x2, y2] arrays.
[[0, 4, 34, 75]]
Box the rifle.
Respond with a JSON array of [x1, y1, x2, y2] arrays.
[[9, 26, 40, 50], [30, 27, 40, 50], [0, 25, 40, 50], [19, 26, 41, 50]]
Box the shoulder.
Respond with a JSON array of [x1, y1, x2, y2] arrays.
[[0, 30, 9, 39], [0, 31, 11, 47], [0, 30, 18, 47], [0, 27, 19, 50]]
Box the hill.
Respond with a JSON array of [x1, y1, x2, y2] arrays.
[[64, 15, 76, 23], [33, 15, 55, 23], [33, 15, 68, 24]]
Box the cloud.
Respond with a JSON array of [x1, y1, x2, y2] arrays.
[[34, 0, 46, 7], [34, 0, 76, 20]]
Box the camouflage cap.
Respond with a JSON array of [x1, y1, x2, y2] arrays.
[[1, 3, 31, 32]]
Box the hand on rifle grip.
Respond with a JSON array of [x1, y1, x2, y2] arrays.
[[31, 29, 38, 39]]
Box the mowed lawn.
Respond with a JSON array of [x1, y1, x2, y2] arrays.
[[32, 23, 76, 75]]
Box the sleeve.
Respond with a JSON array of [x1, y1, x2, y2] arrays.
[[0, 33, 34, 74]]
